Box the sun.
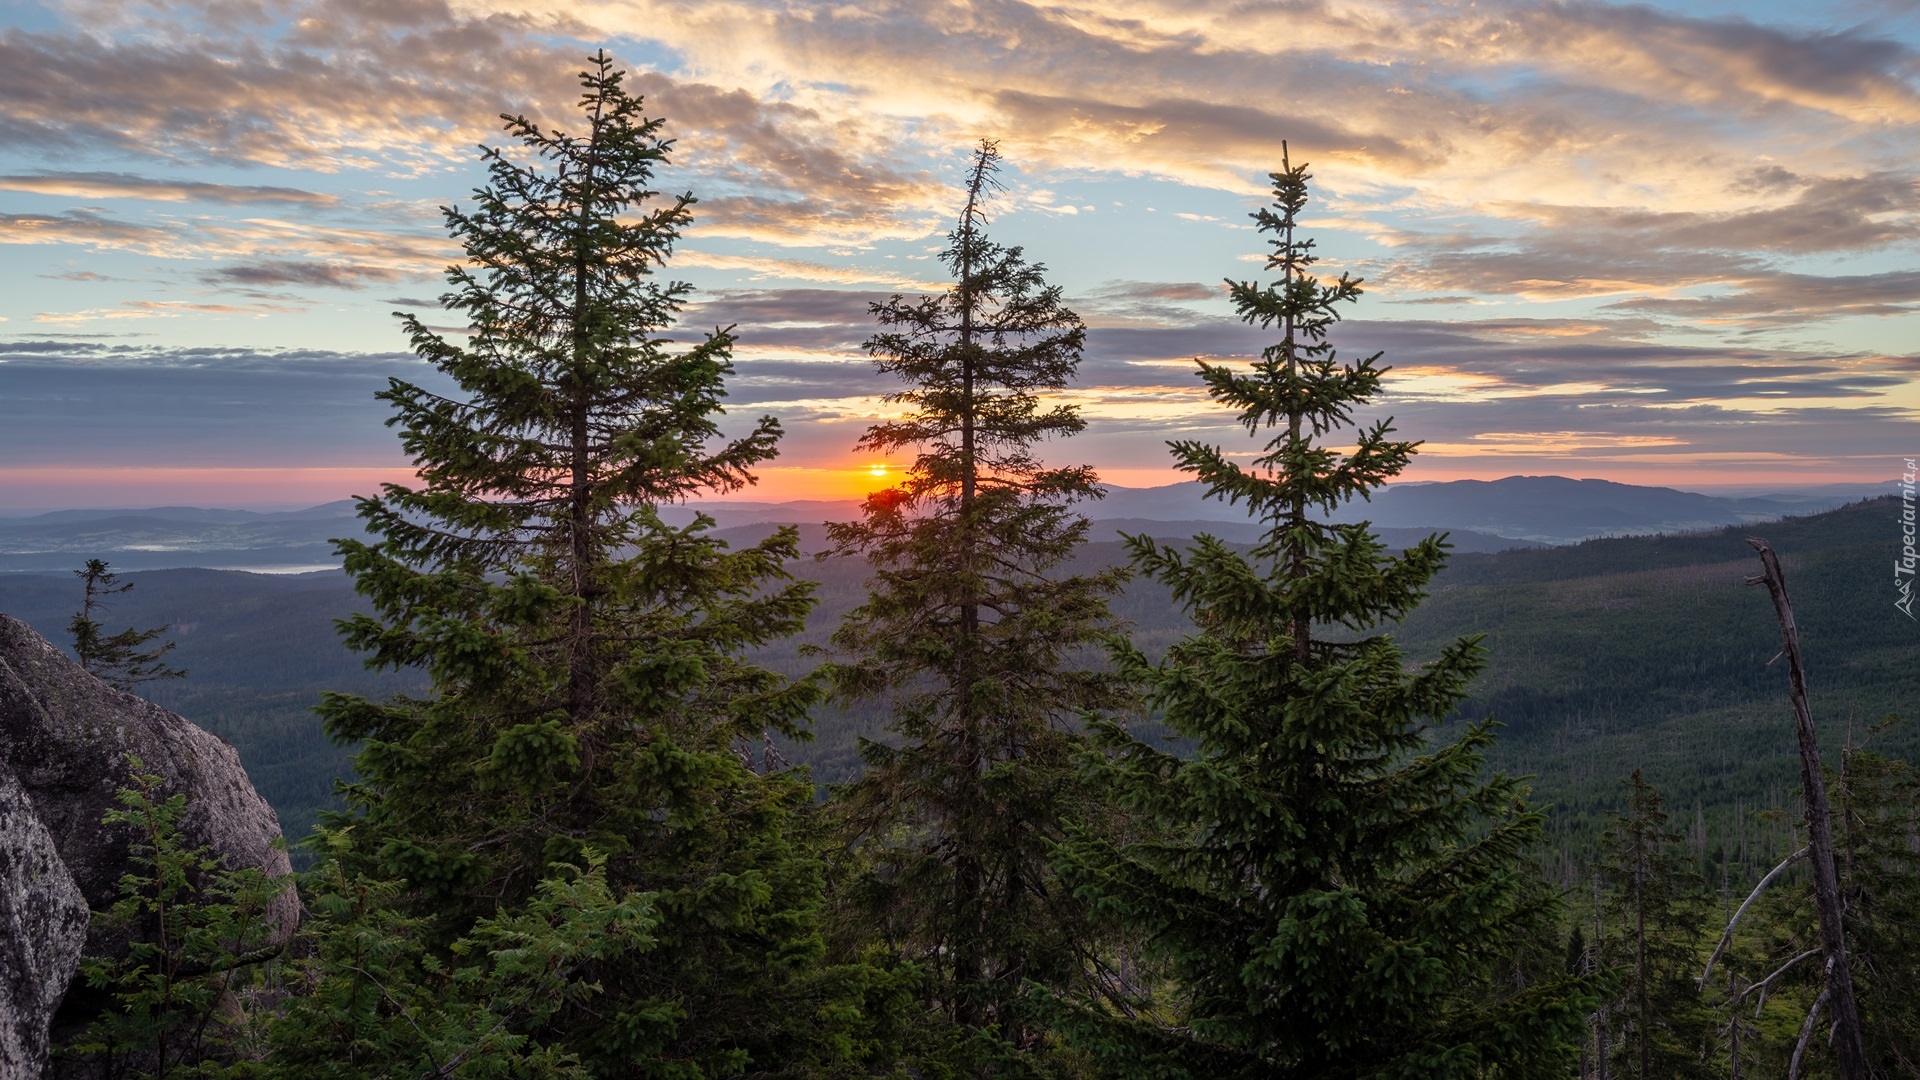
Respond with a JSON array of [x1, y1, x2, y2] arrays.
[[868, 464, 888, 478]]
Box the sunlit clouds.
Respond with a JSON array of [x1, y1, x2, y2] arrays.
[[2, 0, 1918, 506]]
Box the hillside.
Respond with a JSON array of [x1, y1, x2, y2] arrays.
[[0, 497, 1908, 879], [768, 500, 1916, 878], [1399, 498, 1917, 878], [0, 568, 423, 845]]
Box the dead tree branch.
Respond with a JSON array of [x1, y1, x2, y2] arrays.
[[1700, 845, 1808, 987], [1747, 537, 1867, 1080], [1787, 984, 1831, 1080], [1735, 947, 1822, 1013]]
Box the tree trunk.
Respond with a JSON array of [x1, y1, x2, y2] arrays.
[[1277, 142, 1310, 664], [1634, 834, 1647, 1080], [1746, 538, 1867, 1079], [1594, 875, 1610, 1080], [949, 143, 993, 1029], [1727, 970, 1743, 1080], [566, 102, 607, 733]]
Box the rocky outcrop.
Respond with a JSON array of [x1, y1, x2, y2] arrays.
[[0, 612, 299, 1051], [0, 614, 298, 952], [0, 771, 89, 1080]]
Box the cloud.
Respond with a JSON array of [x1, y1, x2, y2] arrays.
[[620, 72, 950, 247], [0, 2, 582, 172], [1072, 279, 1225, 327], [31, 299, 296, 324], [0, 172, 338, 205], [0, 339, 435, 468], [989, 88, 1435, 186], [1487, 172, 1920, 257], [0, 210, 178, 252], [1490, 2, 1920, 125], [1606, 270, 1920, 325], [672, 281, 1920, 435], [0, 3, 954, 249], [202, 260, 404, 288], [676, 251, 941, 289], [12, 0, 1918, 300], [38, 270, 124, 282], [528, 0, 1920, 202], [1366, 171, 1920, 318], [0, 337, 420, 373], [0, 207, 457, 283]]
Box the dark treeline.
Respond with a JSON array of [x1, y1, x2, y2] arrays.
[[45, 55, 1918, 1080]]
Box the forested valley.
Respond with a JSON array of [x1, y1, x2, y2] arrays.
[[9, 54, 1917, 1080]]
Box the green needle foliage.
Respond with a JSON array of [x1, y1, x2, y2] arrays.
[[271, 843, 660, 1080], [70, 559, 187, 689], [1596, 771, 1715, 1080], [61, 756, 287, 1079], [312, 53, 885, 1076], [822, 141, 1129, 1047], [1052, 149, 1601, 1078]]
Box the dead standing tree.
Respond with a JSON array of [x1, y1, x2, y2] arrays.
[[1714, 538, 1867, 1079]]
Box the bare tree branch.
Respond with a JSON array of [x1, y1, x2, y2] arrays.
[[1733, 947, 1821, 1011], [1787, 984, 1831, 1080], [1700, 846, 1808, 987]]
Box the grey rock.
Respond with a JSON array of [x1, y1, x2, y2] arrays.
[[0, 771, 89, 1080], [0, 614, 298, 958]]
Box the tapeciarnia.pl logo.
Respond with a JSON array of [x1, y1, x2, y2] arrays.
[[1899, 458, 1916, 620]]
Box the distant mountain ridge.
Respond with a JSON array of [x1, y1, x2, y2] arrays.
[[2, 501, 360, 525], [0, 502, 364, 572], [661, 475, 1880, 545], [0, 476, 1886, 571], [1329, 475, 1874, 543]]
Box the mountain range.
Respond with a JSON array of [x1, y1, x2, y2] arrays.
[[661, 475, 1886, 544], [0, 475, 1890, 573]]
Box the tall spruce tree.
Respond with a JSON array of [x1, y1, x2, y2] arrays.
[[1051, 149, 1599, 1078], [1597, 771, 1715, 1080], [823, 140, 1128, 1046], [302, 54, 890, 1076]]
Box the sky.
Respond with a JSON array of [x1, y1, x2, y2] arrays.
[[2, 0, 1918, 508]]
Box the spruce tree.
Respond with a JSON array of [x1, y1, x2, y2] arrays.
[[1051, 149, 1599, 1078], [1596, 770, 1715, 1080], [306, 53, 888, 1076], [69, 559, 186, 688], [822, 140, 1128, 1045], [59, 757, 284, 1077]]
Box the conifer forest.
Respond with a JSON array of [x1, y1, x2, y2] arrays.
[[40, 55, 1920, 1079]]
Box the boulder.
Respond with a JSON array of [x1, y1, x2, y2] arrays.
[[0, 614, 299, 958], [0, 771, 89, 1080]]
